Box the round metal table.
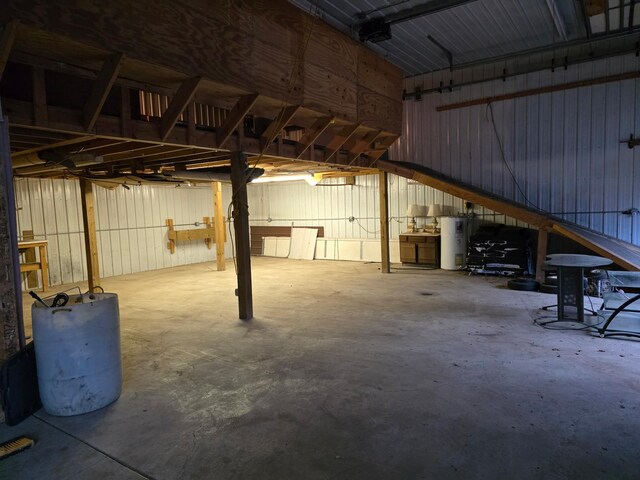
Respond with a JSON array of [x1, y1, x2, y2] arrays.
[[545, 254, 613, 322]]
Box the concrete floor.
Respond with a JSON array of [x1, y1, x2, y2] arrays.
[[2, 257, 640, 479]]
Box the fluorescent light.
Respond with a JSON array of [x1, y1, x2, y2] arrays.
[[251, 174, 314, 184]]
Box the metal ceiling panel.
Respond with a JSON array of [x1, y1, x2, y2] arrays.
[[291, 0, 584, 76]]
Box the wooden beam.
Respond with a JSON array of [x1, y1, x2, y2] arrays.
[[80, 178, 100, 290], [324, 124, 360, 161], [32, 67, 47, 126], [160, 76, 202, 141], [217, 94, 259, 148], [260, 105, 301, 153], [84, 52, 124, 132], [212, 181, 226, 271], [535, 227, 548, 283], [379, 171, 390, 273], [295, 116, 335, 158], [437, 71, 640, 112], [230, 152, 253, 320], [0, 20, 18, 81]]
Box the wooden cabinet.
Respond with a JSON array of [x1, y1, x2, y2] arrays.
[[399, 233, 441, 267]]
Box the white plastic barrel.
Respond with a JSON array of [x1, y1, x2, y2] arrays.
[[32, 293, 122, 416], [440, 216, 467, 270]]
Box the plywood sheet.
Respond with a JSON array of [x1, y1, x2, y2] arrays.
[[289, 228, 317, 260]]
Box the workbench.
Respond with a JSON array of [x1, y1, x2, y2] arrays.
[[18, 240, 49, 291]]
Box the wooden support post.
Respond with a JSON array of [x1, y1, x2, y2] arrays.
[[379, 171, 390, 273], [80, 178, 100, 290], [212, 181, 226, 271], [536, 227, 549, 283], [166, 218, 175, 253], [1, 103, 23, 362], [230, 152, 253, 320]]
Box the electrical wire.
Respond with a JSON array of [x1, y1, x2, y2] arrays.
[[533, 312, 605, 331], [486, 102, 544, 213], [226, 0, 320, 271]]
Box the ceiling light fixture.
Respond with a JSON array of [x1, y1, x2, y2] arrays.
[[251, 174, 316, 184]]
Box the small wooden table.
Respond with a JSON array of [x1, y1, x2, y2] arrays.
[[18, 240, 49, 292], [399, 232, 441, 267]]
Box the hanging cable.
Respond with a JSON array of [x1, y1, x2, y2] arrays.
[[486, 102, 545, 213]]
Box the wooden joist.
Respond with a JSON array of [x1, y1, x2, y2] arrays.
[[160, 76, 202, 141], [324, 124, 359, 161], [295, 116, 335, 158], [260, 105, 301, 153], [84, 52, 124, 132], [216, 93, 259, 148]]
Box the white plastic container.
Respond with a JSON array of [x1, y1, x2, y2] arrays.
[[440, 216, 467, 270], [32, 293, 122, 416]]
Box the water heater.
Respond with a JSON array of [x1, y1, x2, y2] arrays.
[[440, 216, 467, 270]]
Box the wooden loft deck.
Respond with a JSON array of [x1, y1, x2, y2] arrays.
[[0, 0, 402, 179]]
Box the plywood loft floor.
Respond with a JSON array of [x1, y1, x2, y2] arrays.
[[3, 258, 640, 479]]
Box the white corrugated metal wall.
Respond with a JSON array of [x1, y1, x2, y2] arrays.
[[393, 52, 640, 245], [14, 177, 233, 288], [14, 173, 525, 287], [246, 174, 525, 240]]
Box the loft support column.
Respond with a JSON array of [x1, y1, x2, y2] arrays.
[[230, 152, 253, 320], [379, 171, 391, 273], [535, 227, 549, 283], [212, 181, 226, 271], [80, 178, 100, 290], [0, 102, 23, 364]]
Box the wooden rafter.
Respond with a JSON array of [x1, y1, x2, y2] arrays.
[[0, 20, 18, 81], [364, 135, 399, 165], [260, 105, 301, 153], [295, 116, 335, 158], [345, 130, 383, 154], [216, 93, 259, 148], [84, 52, 124, 132], [324, 124, 360, 161], [160, 76, 202, 141]]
